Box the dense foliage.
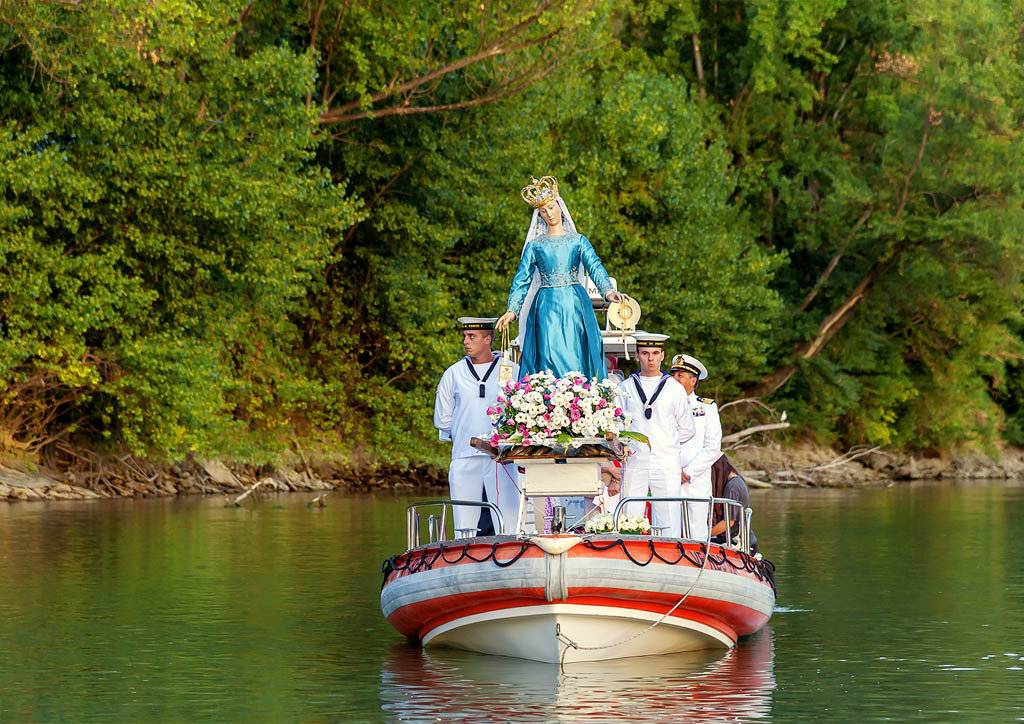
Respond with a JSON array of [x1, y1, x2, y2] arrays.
[[2, 0, 1022, 465]]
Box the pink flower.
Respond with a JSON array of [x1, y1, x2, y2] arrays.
[[583, 383, 591, 390], [524, 384, 532, 393], [490, 434, 500, 446], [498, 395, 506, 403], [597, 399, 607, 408], [544, 428, 552, 437], [499, 432, 509, 439], [522, 374, 531, 383], [614, 407, 623, 416], [570, 410, 581, 421], [544, 393, 551, 400], [486, 406, 495, 415], [543, 413, 551, 421]]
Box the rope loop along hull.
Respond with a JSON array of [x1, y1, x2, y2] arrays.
[[380, 535, 776, 664]]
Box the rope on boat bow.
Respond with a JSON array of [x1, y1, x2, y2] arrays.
[[556, 535, 714, 672], [381, 537, 776, 595], [380, 539, 532, 588]]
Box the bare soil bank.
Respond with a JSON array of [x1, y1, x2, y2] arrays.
[[2, 444, 1023, 502]]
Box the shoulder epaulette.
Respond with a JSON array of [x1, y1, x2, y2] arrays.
[[697, 396, 715, 405]]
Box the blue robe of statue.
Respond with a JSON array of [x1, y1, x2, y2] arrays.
[[507, 232, 614, 381]]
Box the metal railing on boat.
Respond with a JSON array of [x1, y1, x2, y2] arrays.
[[613, 496, 753, 554], [406, 500, 504, 549], [405, 497, 754, 555]]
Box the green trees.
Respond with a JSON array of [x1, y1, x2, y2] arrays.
[[0, 1, 357, 457], [2, 0, 1022, 465], [631, 0, 1024, 447]]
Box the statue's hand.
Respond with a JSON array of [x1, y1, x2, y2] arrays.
[[496, 310, 516, 331], [607, 291, 624, 303]]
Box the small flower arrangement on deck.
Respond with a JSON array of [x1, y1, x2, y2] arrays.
[[584, 512, 651, 535], [486, 370, 645, 447]]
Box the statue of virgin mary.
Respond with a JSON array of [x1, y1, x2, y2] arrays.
[[496, 177, 625, 381]]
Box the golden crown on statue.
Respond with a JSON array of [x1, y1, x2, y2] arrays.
[[520, 176, 559, 208]]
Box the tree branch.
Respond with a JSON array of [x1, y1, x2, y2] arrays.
[[722, 422, 790, 445], [797, 208, 872, 312], [319, 0, 564, 124], [692, 34, 706, 100], [321, 74, 537, 123]]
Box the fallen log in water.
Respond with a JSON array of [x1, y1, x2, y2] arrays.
[[225, 477, 271, 507]]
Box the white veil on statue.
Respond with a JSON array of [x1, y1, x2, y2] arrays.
[[513, 196, 587, 354]]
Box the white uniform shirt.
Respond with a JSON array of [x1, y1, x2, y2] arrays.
[[679, 392, 722, 476], [433, 354, 517, 460], [620, 373, 696, 469]]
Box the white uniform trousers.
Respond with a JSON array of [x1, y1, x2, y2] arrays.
[[448, 457, 520, 535], [622, 465, 682, 538], [680, 472, 712, 541]]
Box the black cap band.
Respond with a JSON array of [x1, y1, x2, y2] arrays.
[[672, 362, 701, 376]]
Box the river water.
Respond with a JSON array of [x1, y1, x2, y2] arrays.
[[1, 481, 1023, 722]]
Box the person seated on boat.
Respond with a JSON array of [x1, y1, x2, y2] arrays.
[[495, 176, 626, 381], [433, 317, 520, 537], [618, 334, 695, 537], [710, 454, 759, 555], [670, 354, 722, 541]]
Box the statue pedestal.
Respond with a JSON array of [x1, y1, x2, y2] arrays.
[[517, 457, 602, 533], [471, 437, 621, 534]]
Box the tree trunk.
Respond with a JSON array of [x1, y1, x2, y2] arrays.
[[748, 259, 888, 398]]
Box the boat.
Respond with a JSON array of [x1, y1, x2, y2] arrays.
[[380, 439, 776, 664]]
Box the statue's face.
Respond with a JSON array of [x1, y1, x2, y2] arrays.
[[538, 200, 561, 226]]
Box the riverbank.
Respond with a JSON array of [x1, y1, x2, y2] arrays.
[[3, 443, 1024, 502], [728, 442, 1024, 488]]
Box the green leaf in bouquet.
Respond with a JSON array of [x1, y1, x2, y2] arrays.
[[557, 432, 572, 444], [619, 431, 651, 449]]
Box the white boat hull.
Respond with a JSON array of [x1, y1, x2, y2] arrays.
[[424, 602, 733, 663]]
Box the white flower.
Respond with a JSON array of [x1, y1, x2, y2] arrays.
[[617, 515, 651, 534], [584, 513, 614, 533]]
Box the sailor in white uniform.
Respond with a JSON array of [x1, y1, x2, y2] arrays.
[[619, 334, 695, 537], [670, 353, 722, 541], [433, 317, 520, 536]]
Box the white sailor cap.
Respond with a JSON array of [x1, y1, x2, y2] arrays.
[[457, 317, 498, 331], [634, 333, 669, 349], [671, 353, 708, 380]]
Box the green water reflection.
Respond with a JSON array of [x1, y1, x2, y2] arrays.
[[0, 482, 1022, 721]]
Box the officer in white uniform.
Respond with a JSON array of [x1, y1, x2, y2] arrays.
[[434, 317, 520, 536], [619, 334, 696, 537], [670, 353, 722, 541]]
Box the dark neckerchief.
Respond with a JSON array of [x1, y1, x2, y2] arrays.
[[632, 372, 670, 419], [465, 354, 501, 398]]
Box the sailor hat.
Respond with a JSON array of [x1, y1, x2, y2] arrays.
[[457, 317, 498, 331], [670, 353, 708, 380], [634, 333, 669, 349]]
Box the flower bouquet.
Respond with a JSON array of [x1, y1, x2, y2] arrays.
[[584, 512, 651, 535], [486, 370, 648, 449]]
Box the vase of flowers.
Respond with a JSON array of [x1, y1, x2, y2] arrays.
[[486, 370, 647, 448]]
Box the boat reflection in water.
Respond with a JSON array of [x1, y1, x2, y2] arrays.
[[380, 627, 775, 722]]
